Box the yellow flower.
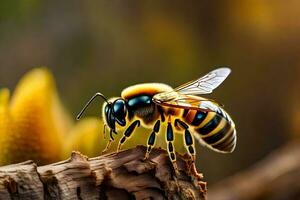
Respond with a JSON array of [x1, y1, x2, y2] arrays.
[[0, 68, 72, 165], [63, 117, 103, 158], [0, 89, 12, 164]]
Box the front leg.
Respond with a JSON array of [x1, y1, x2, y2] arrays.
[[117, 120, 140, 152], [102, 129, 115, 154], [103, 123, 107, 139]]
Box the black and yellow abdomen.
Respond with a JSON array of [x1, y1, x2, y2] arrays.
[[183, 107, 236, 153]]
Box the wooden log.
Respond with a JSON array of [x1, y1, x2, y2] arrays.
[[0, 146, 207, 200]]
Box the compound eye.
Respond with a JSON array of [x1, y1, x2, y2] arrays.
[[113, 99, 126, 118]]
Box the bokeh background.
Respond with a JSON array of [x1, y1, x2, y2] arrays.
[[1, 0, 300, 188]]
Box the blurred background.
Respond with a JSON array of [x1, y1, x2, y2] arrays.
[[0, 0, 300, 193]]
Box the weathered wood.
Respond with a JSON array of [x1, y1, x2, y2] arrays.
[[0, 161, 44, 200], [0, 146, 207, 200]]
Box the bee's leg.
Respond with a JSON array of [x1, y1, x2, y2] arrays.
[[175, 119, 203, 180], [166, 121, 180, 176], [117, 120, 140, 152], [174, 119, 195, 159], [103, 123, 107, 139], [158, 106, 165, 122], [144, 120, 160, 160], [102, 129, 114, 154]]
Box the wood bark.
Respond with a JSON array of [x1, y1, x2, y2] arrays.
[[209, 141, 300, 200], [0, 146, 207, 200]]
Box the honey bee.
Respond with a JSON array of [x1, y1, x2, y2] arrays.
[[77, 68, 236, 176]]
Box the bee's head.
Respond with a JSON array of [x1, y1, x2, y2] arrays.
[[104, 98, 127, 131], [77, 93, 127, 133]]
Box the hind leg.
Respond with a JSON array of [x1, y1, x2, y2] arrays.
[[175, 119, 203, 179]]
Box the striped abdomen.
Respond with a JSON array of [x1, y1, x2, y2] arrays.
[[183, 107, 236, 153]]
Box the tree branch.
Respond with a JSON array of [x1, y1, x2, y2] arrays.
[[0, 146, 207, 200]]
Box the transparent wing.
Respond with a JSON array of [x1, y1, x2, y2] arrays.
[[153, 93, 220, 112], [175, 67, 231, 95]]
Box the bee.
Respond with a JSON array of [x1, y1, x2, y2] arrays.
[[77, 68, 236, 176]]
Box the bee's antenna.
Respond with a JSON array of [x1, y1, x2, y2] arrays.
[[76, 92, 109, 120]]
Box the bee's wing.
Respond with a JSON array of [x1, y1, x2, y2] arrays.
[[175, 67, 231, 95], [155, 94, 220, 112]]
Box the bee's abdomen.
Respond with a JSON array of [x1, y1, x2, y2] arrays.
[[184, 108, 236, 153]]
